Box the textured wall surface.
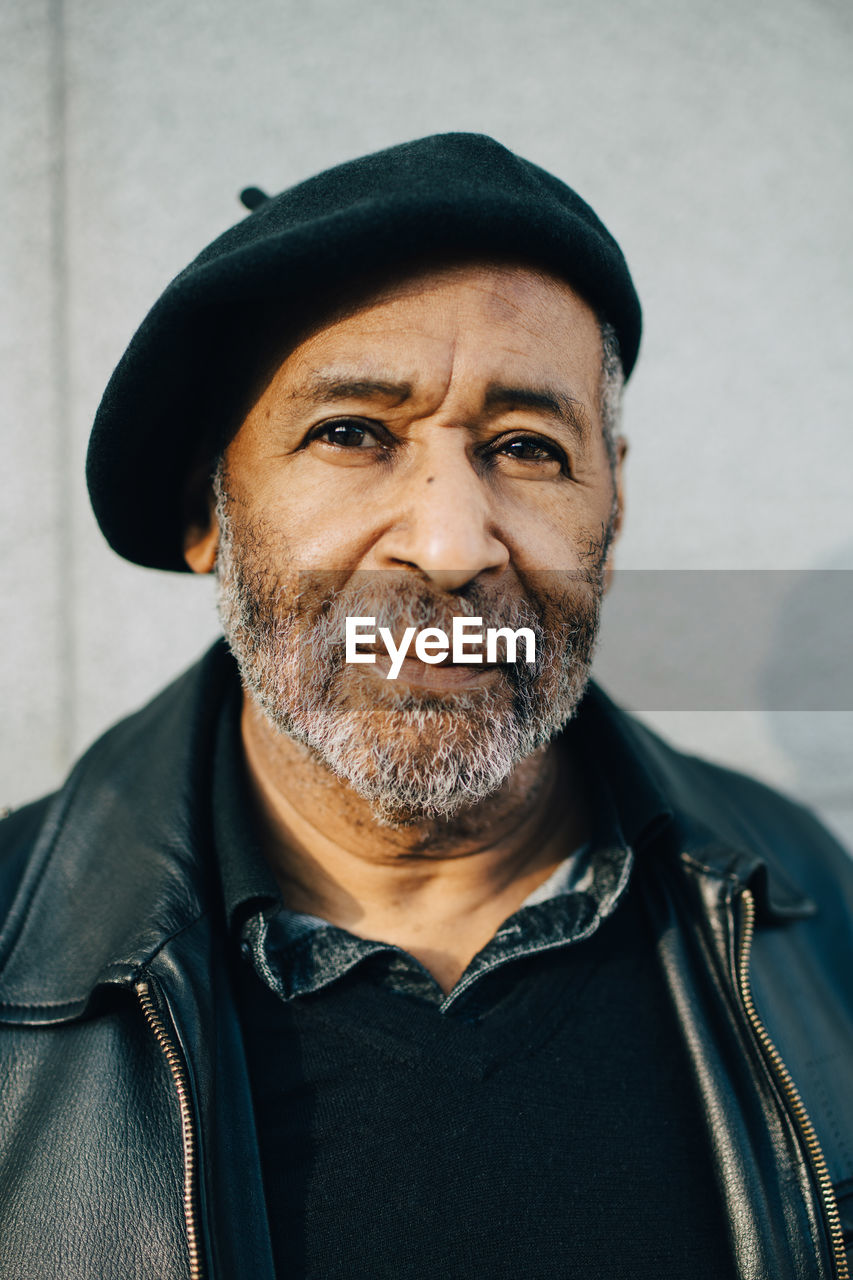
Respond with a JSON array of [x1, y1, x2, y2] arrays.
[[2, 0, 852, 847]]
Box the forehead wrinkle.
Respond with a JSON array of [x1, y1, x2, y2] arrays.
[[284, 323, 460, 417], [277, 363, 592, 450]]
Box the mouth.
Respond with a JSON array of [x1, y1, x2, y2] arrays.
[[367, 651, 503, 691]]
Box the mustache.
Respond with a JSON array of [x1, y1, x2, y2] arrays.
[[266, 571, 601, 695], [292, 575, 546, 654]]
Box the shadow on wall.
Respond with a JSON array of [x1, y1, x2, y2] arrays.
[[759, 544, 853, 830], [592, 551, 853, 844], [595, 561, 853, 713]]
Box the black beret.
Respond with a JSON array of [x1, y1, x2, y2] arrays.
[[86, 132, 642, 572]]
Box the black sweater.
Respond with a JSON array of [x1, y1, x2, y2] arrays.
[[235, 876, 736, 1279]]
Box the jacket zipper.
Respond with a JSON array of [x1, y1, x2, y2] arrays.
[[136, 979, 204, 1280], [737, 887, 849, 1280]]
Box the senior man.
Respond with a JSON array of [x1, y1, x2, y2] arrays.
[[1, 134, 851, 1280]]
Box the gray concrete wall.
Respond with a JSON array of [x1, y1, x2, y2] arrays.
[[3, 0, 852, 848]]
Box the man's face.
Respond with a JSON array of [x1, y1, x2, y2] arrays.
[[190, 262, 624, 824]]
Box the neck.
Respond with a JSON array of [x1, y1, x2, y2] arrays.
[[239, 695, 589, 991]]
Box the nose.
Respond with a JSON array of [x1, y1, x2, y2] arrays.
[[375, 439, 510, 591]]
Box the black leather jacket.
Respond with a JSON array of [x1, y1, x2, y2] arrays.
[[0, 642, 851, 1279]]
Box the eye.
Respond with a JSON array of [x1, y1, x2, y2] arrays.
[[311, 418, 383, 449], [501, 437, 558, 461], [490, 434, 568, 474]]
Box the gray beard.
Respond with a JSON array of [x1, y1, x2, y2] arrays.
[[214, 493, 606, 827]]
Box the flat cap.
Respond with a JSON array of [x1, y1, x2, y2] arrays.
[[86, 132, 642, 571]]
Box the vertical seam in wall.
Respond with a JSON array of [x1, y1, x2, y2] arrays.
[[48, 0, 74, 769]]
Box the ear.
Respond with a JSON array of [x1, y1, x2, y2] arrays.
[[182, 457, 220, 574], [603, 436, 627, 596], [184, 509, 219, 574]]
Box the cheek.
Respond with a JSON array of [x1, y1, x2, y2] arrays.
[[226, 438, 380, 570], [502, 484, 615, 572], [239, 482, 380, 571]]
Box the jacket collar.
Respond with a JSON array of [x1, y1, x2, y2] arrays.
[[577, 681, 816, 921], [0, 642, 813, 1024]]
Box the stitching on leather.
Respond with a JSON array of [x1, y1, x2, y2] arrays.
[[679, 851, 739, 889], [0, 909, 213, 1012], [131, 906, 213, 970], [0, 996, 99, 1011], [808, 1055, 853, 1183]]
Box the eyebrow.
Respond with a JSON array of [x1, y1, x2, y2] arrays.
[[289, 372, 590, 445], [288, 374, 413, 407], [483, 384, 590, 446]]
